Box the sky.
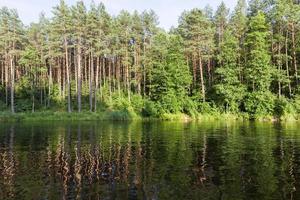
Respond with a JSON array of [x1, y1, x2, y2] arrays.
[[0, 0, 238, 30]]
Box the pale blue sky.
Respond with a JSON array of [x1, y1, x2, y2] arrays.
[[0, 0, 238, 29]]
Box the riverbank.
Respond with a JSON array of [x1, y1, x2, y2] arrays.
[[0, 110, 299, 122], [0, 110, 141, 122]]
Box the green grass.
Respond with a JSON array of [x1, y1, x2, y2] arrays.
[[0, 110, 141, 122], [0, 110, 299, 122]]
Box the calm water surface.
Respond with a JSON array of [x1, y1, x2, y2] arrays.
[[0, 121, 300, 200]]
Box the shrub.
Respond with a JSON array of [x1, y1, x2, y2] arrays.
[[293, 95, 300, 113], [244, 91, 275, 118], [142, 100, 159, 117], [274, 97, 294, 117]]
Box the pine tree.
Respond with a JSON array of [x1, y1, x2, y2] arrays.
[[178, 9, 214, 101], [19, 46, 45, 112], [116, 11, 132, 102], [214, 1, 229, 48], [229, 0, 248, 83], [245, 11, 273, 91], [52, 0, 72, 112], [71, 1, 87, 112], [0, 8, 24, 113], [215, 29, 246, 112]]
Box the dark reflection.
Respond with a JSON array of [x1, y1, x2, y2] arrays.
[[0, 121, 300, 199]]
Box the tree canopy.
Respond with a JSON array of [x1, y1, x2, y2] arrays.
[[1, 0, 300, 119]]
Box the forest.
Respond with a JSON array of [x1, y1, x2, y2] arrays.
[[1, 0, 300, 120]]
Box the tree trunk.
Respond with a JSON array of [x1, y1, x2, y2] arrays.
[[126, 48, 130, 102], [108, 59, 112, 100], [199, 55, 205, 102], [48, 61, 53, 107], [94, 56, 99, 111], [286, 30, 292, 97], [77, 40, 82, 112], [65, 38, 71, 113], [292, 23, 298, 86], [89, 51, 94, 112], [10, 55, 15, 113], [5, 54, 8, 106]]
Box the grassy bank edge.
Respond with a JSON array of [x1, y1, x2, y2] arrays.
[[0, 111, 299, 122]]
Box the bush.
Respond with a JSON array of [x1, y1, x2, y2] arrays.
[[182, 97, 198, 117], [15, 99, 32, 112], [142, 100, 159, 117], [131, 94, 145, 113], [274, 97, 294, 117], [244, 91, 275, 118], [0, 100, 7, 111], [293, 95, 300, 113]]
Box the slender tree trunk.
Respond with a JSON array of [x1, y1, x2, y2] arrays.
[[65, 38, 71, 113], [208, 59, 212, 87], [74, 50, 78, 94], [143, 42, 146, 96], [112, 57, 115, 93], [117, 58, 121, 97], [32, 82, 35, 113], [5, 54, 8, 106], [85, 56, 88, 87], [100, 57, 103, 100], [58, 59, 62, 98], [193, 55, 197, 86], [108, 59, 112, 100], [278, 33, 282, 97], [94, 56, 99, 111], [10, 55, 15, 113], [103, 58, 106, 86], [286, 30, 292, 97], [77, 40, 82, 112], [48, 61, 53, 107], [89, 51, 94, 112], [62, 59, 65, 98], [126, 47, 130, 102], [292, 23, 298, 86], [199, 54, 205, 102]]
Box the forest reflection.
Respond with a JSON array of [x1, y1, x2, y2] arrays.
[[0, 121, 300, 200]]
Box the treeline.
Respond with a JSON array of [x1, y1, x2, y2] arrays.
[[1, 0, 300, 119]]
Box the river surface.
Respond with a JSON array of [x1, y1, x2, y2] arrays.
[[0, 121, 300, 200]]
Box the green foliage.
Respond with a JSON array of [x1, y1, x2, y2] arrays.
[[293, 95, 300, 113], [1, 0, 300, 122], [245, 11, 273, 92], [244, 91, 276, 118], [274, 97, 294, 116], [215, 29, 246, 112], [149, 33, 192, 113], [142, 100, 159, 117]]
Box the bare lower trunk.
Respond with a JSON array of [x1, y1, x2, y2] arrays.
[[89, 51, 94, 112], [94, 57, 99, 112], [10, 55, 14, 113], [199, 55, 205, 102], [292, 23, 298, 86], [65, 40, 71, 113], [77, 42, 82, 113], [286, 30, 292, 97]]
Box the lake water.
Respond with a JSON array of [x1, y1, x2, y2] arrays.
[[0, 121, 300, 200]]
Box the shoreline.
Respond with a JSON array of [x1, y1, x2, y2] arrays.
[[0, 111, 299, 123]]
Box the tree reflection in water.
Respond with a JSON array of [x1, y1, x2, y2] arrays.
[[0, 121, 300, 199]]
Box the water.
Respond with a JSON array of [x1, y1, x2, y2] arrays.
[[0, 121, 300, 200]]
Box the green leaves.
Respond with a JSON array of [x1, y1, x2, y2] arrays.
[[148, 33, 192, 113], [245, 11, 273, 92], [215, 29, 246, 112]]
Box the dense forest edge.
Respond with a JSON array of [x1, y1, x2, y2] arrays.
[[1, 0, 300, 121]]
